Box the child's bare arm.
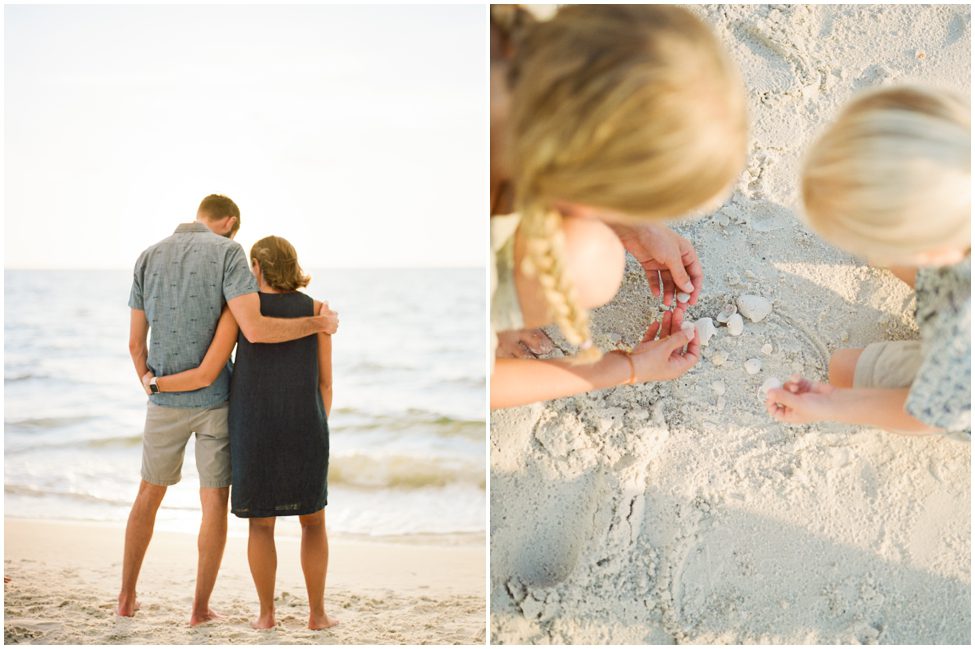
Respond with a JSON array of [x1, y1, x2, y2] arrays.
[[492, 312, 698, 410], [767, 381, 938, 434]]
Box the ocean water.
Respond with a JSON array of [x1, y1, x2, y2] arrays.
[[4, 268, 486, 539]]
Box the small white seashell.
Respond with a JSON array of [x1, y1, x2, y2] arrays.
[[761, 343, 774, 355], [712, 351, 728, 366], [676, 291, 691, 304], [715, 303, 737, 324], [744, 358, 762, 375], [695, 318, 717, 346], [711, 381, 726, 396], [758, 376, 783, 399], [714, 213, 730, 227], [737, 294, 773, 323], [727, 313, 745, 336], [716, 396, 727, 410], [680, 321, 696, 339]]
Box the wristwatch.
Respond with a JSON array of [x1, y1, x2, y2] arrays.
[[149, 377, 159, 394]]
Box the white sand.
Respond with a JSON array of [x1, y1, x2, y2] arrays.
[[491, 4, 970, 644], [4, 519, 485, 644]]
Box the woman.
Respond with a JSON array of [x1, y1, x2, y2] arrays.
[[143, 235, 336, 630], [490, 4, 748, 408]]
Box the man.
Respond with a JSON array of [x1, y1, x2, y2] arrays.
[[119, 194, 338, 625]]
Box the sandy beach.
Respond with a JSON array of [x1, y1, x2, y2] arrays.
[[491, 4, 970, 644], [4, 518, 485, 644]]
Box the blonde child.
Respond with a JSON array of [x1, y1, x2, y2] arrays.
[[767, 86, 970, 435], [491, 4, 748, 409]]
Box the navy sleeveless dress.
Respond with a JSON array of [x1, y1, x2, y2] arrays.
[[229, 291, 328, 518]]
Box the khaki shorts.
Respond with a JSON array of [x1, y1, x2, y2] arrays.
[[141, 402, 231, 488], [853, 340, 923, 389]]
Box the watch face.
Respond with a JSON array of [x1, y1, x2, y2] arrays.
[[150, 381, 159, 394]]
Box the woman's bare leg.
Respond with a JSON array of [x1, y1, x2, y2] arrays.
[[299, 509, 338, 629], [247, 516, 277, 629]]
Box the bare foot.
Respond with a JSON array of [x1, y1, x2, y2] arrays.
[[116, 594, 141, 617], [496, 328, 554, 359], [189, 608, 221, 627], [308, 612, 339, 630], [251, 611, 276, 630]]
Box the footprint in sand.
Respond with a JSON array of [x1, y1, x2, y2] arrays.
[[510, 470, 607, 588]]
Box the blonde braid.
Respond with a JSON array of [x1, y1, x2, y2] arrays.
[[518, 203, 601, 364], [504, 5, 747, 364]]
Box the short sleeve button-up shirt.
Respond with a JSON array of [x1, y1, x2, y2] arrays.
[[129, 222, 258, 408]]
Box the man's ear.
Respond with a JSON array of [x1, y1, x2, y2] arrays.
[[216, 215, 237, 238]]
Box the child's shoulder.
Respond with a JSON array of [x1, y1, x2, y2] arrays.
[[916, 257, 970, 331]]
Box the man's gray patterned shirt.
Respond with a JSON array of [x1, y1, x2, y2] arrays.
[[128, 222, 258, 408]]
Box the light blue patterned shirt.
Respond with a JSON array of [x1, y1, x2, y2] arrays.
[[905, 256, 971, 435], [128, 222, 258, 408]]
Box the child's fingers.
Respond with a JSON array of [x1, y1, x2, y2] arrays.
[[768, 388, 802, 411], [660, 273, 676, 307], [667, 308, 682, 336], [661, 309, 674, 337], [673, 343, 700, 372], [683, 329, 701, 359], [643, 320, 661, 343], [684, 256, 703, 306], [645, 269, 662, 299], [661, 329, 693, 356]]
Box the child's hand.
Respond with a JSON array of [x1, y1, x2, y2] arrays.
[[612, 222, 702, 310], [628, 308, 700, 382], [765, 375, 837, 424]]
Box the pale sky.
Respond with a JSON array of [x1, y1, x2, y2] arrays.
[[4, 4, 486, 269]]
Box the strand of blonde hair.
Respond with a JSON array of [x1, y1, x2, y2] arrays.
[[518, 204, 601, 364]]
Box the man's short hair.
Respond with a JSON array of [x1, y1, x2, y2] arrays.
[[197, 194, 240, 236]]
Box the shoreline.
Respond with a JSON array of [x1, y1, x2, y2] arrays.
[[2, 514, 485, 547], [5, 517, 486, 644]]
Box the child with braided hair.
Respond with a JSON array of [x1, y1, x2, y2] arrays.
[[491, 4, 748, 409]]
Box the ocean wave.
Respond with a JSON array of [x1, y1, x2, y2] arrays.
[[329, 452, 485, 490], [4, 415, 95, 431], [4, 372, 51, 383], [5, 434, 143, 455], [336, 408, 484, 439], [3, 484, 194, 511]]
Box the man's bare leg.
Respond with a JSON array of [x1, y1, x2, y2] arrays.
[[247, 516, 277, 629], [189, 487, 228, 626], [300, 509, 338, 630], [118, 480, 167, 616]]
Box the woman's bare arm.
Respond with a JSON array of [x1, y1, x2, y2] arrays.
[[149, 308, 239, 393]]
